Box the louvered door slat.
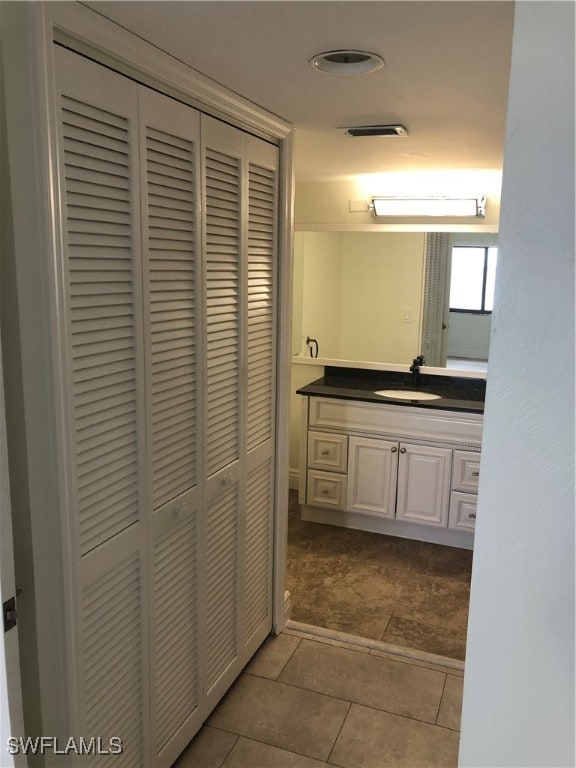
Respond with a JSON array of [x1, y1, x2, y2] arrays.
[[244, 460, 273, 640], [206, 485, 238, 689], [60, 89, 140, 556], [153, 519, 198, 751], [144, 117, 197, 510], [82, 555, 143, 767], [246, 162, 276, 451], [205, 147, 240, 476]]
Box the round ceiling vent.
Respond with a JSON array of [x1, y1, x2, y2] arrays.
[[309, 50, 385, 75]]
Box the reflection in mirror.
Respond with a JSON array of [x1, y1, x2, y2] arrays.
[[292, 231, 497, 373]]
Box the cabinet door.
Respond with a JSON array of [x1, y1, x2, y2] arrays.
[[347, 436, 398, 518], [396, 443, 452, 527]]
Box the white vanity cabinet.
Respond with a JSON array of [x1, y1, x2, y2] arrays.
[[300, 396, 483, 548]]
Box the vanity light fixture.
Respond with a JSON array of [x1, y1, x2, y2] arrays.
[[371, 196, 487, 218], [309, 50, 385, 75]]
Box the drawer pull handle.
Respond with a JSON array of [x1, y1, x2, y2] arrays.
[[321, 489, 330, 495], [400, 447, 407, 454], [321, 450, 330, 456], [391, 447, 397, 453], [471, 471, 480, 477], [468, 513, 477, 519]]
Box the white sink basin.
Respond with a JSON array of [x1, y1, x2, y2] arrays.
[[374, 389, 442, 401]]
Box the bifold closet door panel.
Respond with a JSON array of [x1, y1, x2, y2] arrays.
[[243, 136, 279, 649], [53, 45, 150, 763], [138, 87, 203, 764], [201, 116, 244, 706], [200, 117, 279, 706]]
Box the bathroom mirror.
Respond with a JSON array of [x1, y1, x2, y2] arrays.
[[292, 230, 497, 374]]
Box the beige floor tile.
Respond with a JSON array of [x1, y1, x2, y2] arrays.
[[245, 633, 301, 680], [411, 542, 474, 582], [292, 601, 392, 642], [222, 736, 331, 767], [330, 703, 460, 768], [175, 726, 237, 768], [208, 673, 349, 761], [382, 616, 468, 661], [288, 560, 405, 641], [393, 573, 471, 631], [279, 639, 445, 724], [437, 675, 464, 731]]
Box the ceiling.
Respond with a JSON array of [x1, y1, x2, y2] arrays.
[[84, 1, 515, 181]]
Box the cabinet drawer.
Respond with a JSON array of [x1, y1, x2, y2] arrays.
[[307, 470, 347, 510], [308, 431, 348, 472], [448, 491, 477, 532], [452, 450, 481, 492]]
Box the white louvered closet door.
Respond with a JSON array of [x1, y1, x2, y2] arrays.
[[201, 117, 278, 709], [54, 45, 279, 767], [54, 46, 149, 766], [138, 88, 202, 767]]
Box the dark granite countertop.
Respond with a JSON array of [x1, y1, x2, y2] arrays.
[[296, 366, 485, 414]]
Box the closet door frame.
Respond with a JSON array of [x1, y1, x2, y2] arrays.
[[1, 0, 294, 755]]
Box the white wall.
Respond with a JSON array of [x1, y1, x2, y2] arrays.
[[339, 232, 424, 364], [296, 231, 343, 358], [293, 231, 425, 364], [294, 175, 503, 232], [459, 3, 575, 766]]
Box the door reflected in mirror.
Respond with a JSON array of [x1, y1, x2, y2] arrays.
[[292, 231, 497, 374]]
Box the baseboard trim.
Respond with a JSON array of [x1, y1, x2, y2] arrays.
[[284, 620, 465, 674], [273, 590, 292, 635], [288, 468, 299, 490]]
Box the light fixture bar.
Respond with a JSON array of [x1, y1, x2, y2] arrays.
[[371, 196, 486, 218]]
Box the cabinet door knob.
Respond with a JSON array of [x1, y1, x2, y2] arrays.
[[468, 513, 477, 519], [321, 489, 330, 495], [391, 447, 397, 453], [471, 471, 480, 477], [400, 447, 407, 454], [321, 450, 330, 456]]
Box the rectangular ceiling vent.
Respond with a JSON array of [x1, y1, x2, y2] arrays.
[[341, 124, 408, 137]]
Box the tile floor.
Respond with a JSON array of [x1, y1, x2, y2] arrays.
[[176, 629, 463, 768], [286, 490, 473, 661]]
